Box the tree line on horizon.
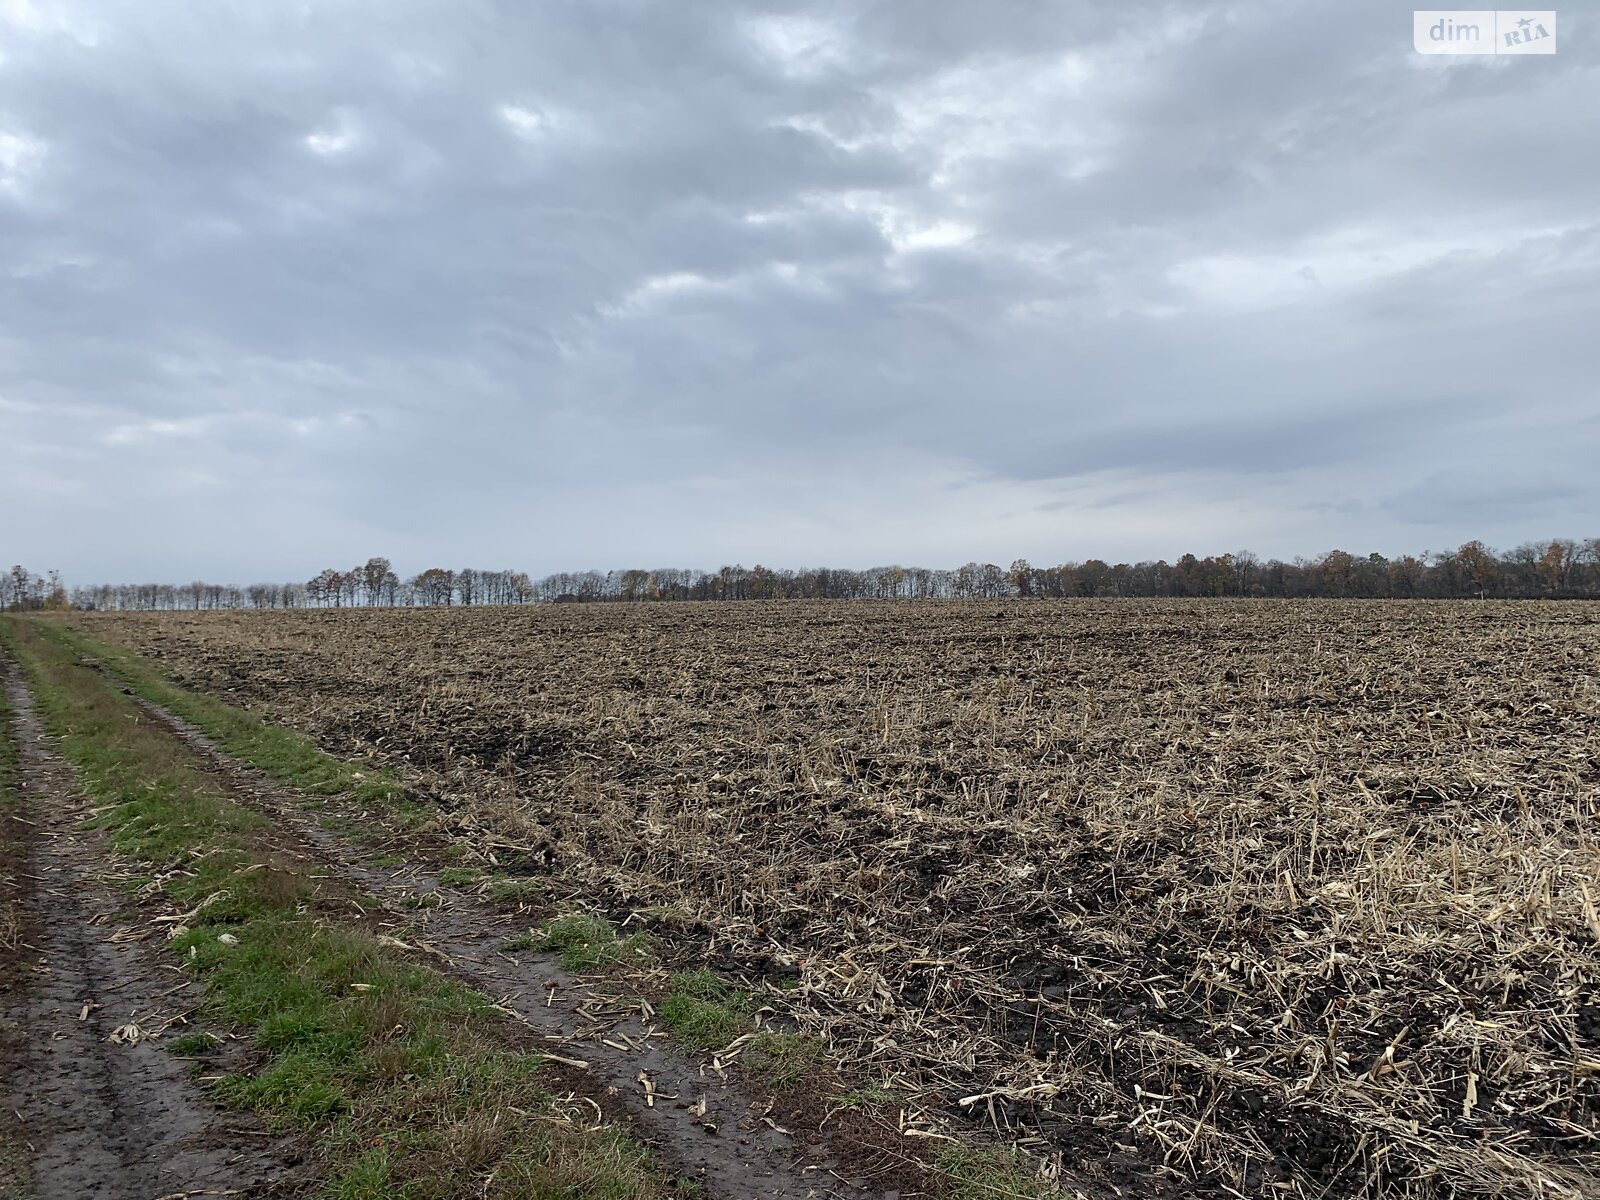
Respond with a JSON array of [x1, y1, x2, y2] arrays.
[[5, 539, 1600, 613]]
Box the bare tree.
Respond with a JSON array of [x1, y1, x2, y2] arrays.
[[412, 568, 454, 606], [360, 556, 394, 605]]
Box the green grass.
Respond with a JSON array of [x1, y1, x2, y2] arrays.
[[934, 1145, 1056, 1200], [656, 974, 815, 1077], [487, 874, 546, 905], [0, 616, 672, 1200], [744, 1031, 822, 1087], [538, 912, 653, 972], [436, 866, 483, 888], [167, 1031, 224, 1056], [831, 1085, 901, 1110], [0, 668, 17, 800], [633, 903, 695, 929], [658, 970, 754, 1052], [34, 621, 409, 808]]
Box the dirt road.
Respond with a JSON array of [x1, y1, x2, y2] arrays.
[[0, 666, 310, 1199]]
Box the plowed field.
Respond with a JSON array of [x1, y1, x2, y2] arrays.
[[71, 600, 1600, 1199]]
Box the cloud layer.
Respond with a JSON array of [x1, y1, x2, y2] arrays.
[[3, 0, 1596, 580]]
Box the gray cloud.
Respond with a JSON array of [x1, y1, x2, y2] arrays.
[[2, 0, 1596, 581], [1382, 473, 1587, 528]]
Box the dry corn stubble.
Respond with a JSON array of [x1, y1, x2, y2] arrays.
[[69, 599, 1600, 1199]]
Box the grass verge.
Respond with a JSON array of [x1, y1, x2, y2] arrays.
[[0, 616, 673, 1200]]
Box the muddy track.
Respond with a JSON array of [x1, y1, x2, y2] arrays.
[[109, 680, 909, 1200], [0, 666, 312, 1200]]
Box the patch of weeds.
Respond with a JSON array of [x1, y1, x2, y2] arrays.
[[539, 912, 652, 972], [745, 1031, 821, 1088], [402, 890, 443, 910], [368, 852, 407, 869], [832, 1085, 900, 1111], [935, 1145, 1054, 1200], [167, 1031, 223, 1056], [634, 903, 695, 929], [658, 970, 754, 1052], [487, 874, 545, 905], [437, 866, 483, 888], [486, 1124, 670, 1200], [502, 931, 537, 953], [377, 797, 429, 836], [320, 816, 359, 839], [320, 1146, 393, 1198]]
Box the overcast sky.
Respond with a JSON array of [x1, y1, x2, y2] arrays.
[[2, 1, 1595, 582]]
